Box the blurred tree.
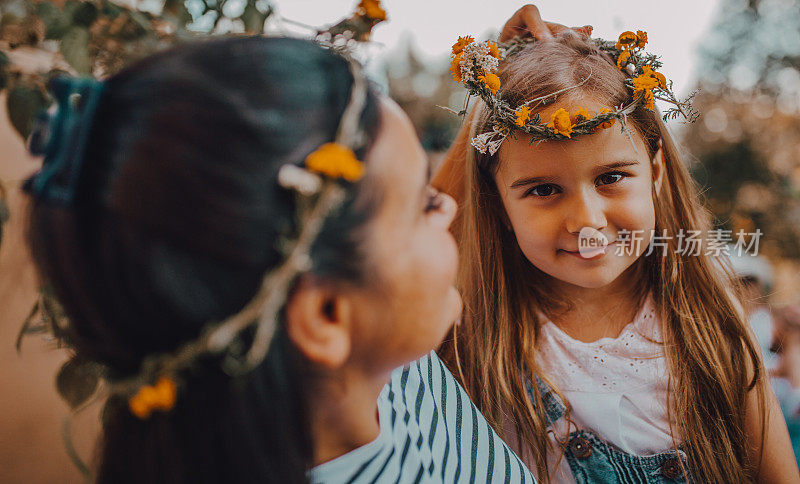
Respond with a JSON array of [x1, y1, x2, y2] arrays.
[[684, 0, 800, 260], [382, 39, 461, 156]]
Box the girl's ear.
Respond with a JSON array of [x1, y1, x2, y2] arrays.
[[651, 139, 665, 195], [285, 276, 352, 369]]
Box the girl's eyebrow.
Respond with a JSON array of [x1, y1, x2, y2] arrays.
[[596, 160, 640, 171], [510, 175, 558, 189], [510, 160, 640, 189]]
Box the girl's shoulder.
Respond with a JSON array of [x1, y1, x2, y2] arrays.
[[309, 352, 536, 483]]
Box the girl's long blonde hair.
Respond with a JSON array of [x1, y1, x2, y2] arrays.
[[439, 34, 766, 483]]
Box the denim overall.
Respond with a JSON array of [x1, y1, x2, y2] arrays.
[[530, 375, 693, 483]]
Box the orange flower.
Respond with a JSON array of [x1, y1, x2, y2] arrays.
[[305, 143, 365, 181], [478, 71, 501, 94], [514, 105, 531, 127], [635, 30, 648, 49], [129, 377, 177, 419], [450, 54, 462, 82], [641, 65, 667, 89], [357, 0, 387, 21], [599, 108, 616, 129], [487, 41, 501, 59], [654, 72, 667, 89], [616, 30, 637, 50], [546, 108, 574, 138], [616, 50, 631, 69], [452, 35, 475, 55], [573, 107, 591, 123], [632, 73, 658, 93]]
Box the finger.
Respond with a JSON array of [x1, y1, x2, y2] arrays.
[[499, 5, 552, 42], [520, 5, 553, 41], [499, 10, 529, 41], [571, 25, 593, 38], [544, 21, 571, 36]]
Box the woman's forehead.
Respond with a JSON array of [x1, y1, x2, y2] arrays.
[[367, 100, 427, 205]]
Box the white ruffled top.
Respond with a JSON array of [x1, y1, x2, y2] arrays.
[[535, 293, 678, 483]]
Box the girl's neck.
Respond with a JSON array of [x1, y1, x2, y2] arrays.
[[545, 269, 646, 343], [307, 367, 389, 467]]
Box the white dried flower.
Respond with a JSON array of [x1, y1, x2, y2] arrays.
[[471, 128, 507, 156], [278, 164, 323, 196], [458, 41, 499, 83]]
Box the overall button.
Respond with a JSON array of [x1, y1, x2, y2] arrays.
[[569, 436, 591, 459], [660, 456, 683, 480]]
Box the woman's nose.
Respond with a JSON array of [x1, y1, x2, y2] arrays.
[[564, 190, 607, 234]]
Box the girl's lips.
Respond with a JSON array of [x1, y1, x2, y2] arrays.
[[561, 248, 606, 260], [560, 240, 617, 260]]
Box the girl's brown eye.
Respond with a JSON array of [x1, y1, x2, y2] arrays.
[[596, 171, 627, 186], [524, 183, 561, 198]]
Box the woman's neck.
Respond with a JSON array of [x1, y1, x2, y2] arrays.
[[546, 270, 646, 343], [307, 367, 389, 467]]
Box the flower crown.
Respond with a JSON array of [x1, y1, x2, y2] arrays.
[[448, 30, 698, 155]]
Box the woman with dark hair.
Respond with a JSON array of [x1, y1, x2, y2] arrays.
[[23, 34, 537, 483]]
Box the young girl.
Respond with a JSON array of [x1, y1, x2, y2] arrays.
[[435, 8, 799, 483]]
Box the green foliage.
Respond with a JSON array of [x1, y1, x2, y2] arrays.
[[0, 0, 275, 140], [6, 83, 46, 138]]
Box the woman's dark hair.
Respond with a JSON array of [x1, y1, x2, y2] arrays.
[[26, 36, 382, 483]]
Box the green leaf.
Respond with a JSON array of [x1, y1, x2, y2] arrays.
[[6, 85, 48, 139], [60, 26, 91, 75], [56, 357, 99, 410]]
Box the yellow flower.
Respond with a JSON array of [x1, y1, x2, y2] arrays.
[[514, 105, 531, 127], [653, 71, 667, 89], [632, 73, 658, 93], [546, 108, 574, 138], [357, 0, 387, 21], [450, 54, 462, 82], [599, 108, 616, 129], [305, 143, 365, 181], [487, 41, 501, 59], [635, 30, 648, 49], [452, 36, 475, 55], [615, 30, 637, 50], [616, 50, 631, 69], [478, 71, 501, 94], [573, 107, 591, 123], [641, 65, 667, 90], [129, 377, 177, 419]]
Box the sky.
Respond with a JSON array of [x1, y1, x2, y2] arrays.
[[269, 0, 722, 99]]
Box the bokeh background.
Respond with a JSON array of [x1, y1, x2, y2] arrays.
[[1, 0, 799, 481]]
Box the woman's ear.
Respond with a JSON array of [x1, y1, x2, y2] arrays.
[[285, 276, 352, 369], [651, 139, 665, 195]]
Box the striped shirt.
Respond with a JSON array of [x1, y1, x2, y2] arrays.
[[309, 351, 536, 483]]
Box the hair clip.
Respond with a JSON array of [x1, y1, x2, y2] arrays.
[[23, 76, 105, 204]]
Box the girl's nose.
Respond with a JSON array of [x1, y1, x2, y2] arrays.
[[564, 190, 607, 234]]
